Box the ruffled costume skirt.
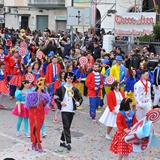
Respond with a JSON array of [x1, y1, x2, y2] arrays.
[[9, 75, 25, 87], [12, 103, 29, 118], [110, 130, 133, 154], [99, 105, 120, 127], [0, 80, 9, 95]]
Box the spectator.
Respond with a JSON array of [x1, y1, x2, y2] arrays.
[[92, 42, 101, 61], [130, 49, 140, 69]]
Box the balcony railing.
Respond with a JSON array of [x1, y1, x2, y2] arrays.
[[28, 0, 65, 6]]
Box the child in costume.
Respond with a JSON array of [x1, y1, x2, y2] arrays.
[[0, 62, 9, 109], [110, 98, 138, 160], [53, 70, 66, 122], [32, 61, 44, 82], [9, 52, 25, 99], [12, 80, 32, 137], [25, 77, 50, 152]]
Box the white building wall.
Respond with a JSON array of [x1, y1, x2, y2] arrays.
[[5, 8, 67, 31], [97, 0, 136, 31]]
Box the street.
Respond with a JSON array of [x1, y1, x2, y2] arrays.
[[0, 96, 160, 160]]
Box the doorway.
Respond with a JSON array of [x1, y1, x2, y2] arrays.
[[21, 16, 28, 29]]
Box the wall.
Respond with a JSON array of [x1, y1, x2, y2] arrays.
[[5, 8, 67, 31], [4, 0, 27, 6], [97, 0, 136, 31]]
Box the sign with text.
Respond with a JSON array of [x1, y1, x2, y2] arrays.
[[114, 12, 156, 36], [67, 7, 90, 26]]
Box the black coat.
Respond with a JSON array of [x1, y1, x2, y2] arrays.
[[54, 85, 83, 110], [92, 47, 101, 60], [43, 44, 56, 55]]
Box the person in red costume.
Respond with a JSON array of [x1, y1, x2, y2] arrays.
[[25, 77, 50, 152], [85, 63, 104, 121], [46, 56, 61, 110], [0, 46, 12, 82], [99, 81, 125, 140], [9, 51, 25, 99], [110, 98, 138, 160]]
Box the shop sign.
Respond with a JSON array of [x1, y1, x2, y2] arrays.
[[114, 12, 156, 36]]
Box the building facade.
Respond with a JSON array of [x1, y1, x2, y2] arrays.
[[0, 0, 159, 32]]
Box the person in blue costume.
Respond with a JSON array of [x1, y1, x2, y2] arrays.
[[12, 80, 35, 138], [124, 68, 139, 111]]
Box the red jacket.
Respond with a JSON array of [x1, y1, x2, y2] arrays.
[[107, 90, 125, 111], [9, 56, 21, 75], [116, 112, 138, 131], [85, 72, 104, 97], [54, 80, 61, 93], [46, 63, 61, 84]]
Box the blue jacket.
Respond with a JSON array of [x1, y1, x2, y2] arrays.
[[125, 76, 139, 92]]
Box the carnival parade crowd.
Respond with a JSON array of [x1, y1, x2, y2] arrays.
[[0, 27, 160, 160]]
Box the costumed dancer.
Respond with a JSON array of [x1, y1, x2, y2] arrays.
[[153, 59, 160, 109], [110, 98, 138, 160], [46, 56, 61, 110], [53, 70, 66, 122], [31, 63, 49, 137], [25, 65, 35, 88], [110, 56, 126, 90], [54, 72, 83, 150], [0, 62, 9, 109], [124, 68, 139, 112], [0, 46, 12, 80], [9, 50, 25, 99], [99, 81, 124, 140], [134, 69, 152, 120], [25, 77, 50, 152], [32, 61, 44, 83], [85, 63, 104, 120], [12, 80, 32, 137], [100, 59, 110, 107]]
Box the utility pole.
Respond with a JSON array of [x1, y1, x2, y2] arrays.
[[70, 0, 74, 46]]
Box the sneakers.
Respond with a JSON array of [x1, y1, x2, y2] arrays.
[[96, 109, 101, 113], [16, 132, 21, 137], [66, 144, 71, 151], [24, 133, 30, 138], [10, 96, 14, 100], [0, 104, 8, 109], [60, 142, 67, 147], [77, 106, 83, 110], [60, 142, 71, 150], [105, 134, 112, 140], [42, 133, 47, 138], [92, 118, 96, 121]]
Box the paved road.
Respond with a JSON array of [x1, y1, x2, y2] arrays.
[[0, 96, 160, 160]]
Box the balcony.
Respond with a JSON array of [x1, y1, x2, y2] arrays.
[[28, 0, 65, 8]]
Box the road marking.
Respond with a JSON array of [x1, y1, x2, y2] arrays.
[[0, 132, 70, 160]]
